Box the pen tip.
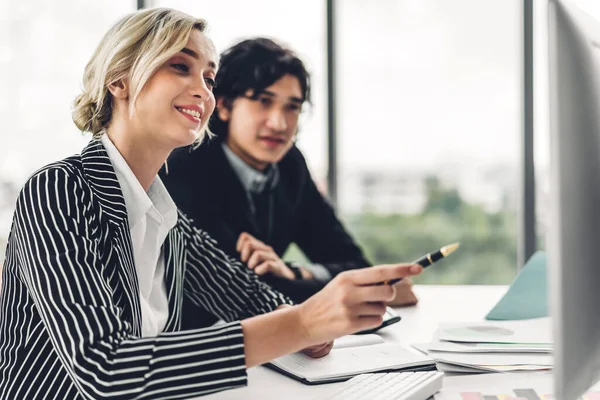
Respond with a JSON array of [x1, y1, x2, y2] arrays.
[[441, 242, 460, 256]]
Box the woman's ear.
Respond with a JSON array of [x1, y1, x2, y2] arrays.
[[108, 79, 129, 100], [216, 97, 230, 121]]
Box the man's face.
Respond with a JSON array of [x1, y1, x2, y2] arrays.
[[220, 74, 303, 171]]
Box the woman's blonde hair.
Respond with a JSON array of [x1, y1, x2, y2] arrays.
[[73, 8, 208, 138]]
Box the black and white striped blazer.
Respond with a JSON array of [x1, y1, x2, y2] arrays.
[[0, 140, 291, 400]]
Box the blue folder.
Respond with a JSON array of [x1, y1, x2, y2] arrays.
[[485, 251, 548, 320]]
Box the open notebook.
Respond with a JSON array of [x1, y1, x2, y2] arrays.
[[266, 334, 436, 385]]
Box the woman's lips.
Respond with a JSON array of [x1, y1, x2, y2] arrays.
[[175, 106, 203, 124]]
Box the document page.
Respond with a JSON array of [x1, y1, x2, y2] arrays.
[[270, 342, 433, 381], [437, 317, 552, 344], [332, 334, 384, 349]]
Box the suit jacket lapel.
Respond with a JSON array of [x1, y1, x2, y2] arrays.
[[80, 140, 143, 336], [163, 224, 186, 331]]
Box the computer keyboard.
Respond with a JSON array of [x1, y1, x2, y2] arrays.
[[325, 371, 444, 400]]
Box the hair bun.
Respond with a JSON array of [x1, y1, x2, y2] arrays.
[[72, 93, 96, 133]]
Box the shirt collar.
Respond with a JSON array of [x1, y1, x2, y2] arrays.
[[101, 135, 177, 231], [221, 142, 279, 193]]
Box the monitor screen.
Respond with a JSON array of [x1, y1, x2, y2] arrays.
[[548, 1, 600, 399]]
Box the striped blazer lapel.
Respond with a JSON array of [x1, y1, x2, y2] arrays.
[[163, 223, 186, 331], [80, 140, 143, 336]]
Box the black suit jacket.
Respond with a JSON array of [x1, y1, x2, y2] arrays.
[[160, 139, 370, 305]]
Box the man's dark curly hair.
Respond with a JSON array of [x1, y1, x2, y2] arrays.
[[209, 37, 311, 139]]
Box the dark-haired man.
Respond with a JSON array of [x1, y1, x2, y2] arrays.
[[160, 38, 417, 324]]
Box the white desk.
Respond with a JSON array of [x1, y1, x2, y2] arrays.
[[206, 285, 519, 399]]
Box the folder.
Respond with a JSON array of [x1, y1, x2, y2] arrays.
[[266, 339, 435, 385], [485, 251, 547, 320]]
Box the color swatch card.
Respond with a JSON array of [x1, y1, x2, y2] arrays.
[[433, 371, 600, 400]]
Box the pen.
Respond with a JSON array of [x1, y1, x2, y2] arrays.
[[384, 242, 460, 286]]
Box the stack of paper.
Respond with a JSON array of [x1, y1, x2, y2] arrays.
[[413, 317, 553, 373]]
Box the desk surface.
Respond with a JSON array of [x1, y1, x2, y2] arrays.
[[205, 285, 515, 399]]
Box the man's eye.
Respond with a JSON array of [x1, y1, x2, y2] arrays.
[[259, 97, 272, 106], [172, 63, 189, 73]]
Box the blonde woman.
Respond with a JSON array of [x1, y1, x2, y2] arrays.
[[0, 8, 422, 399]]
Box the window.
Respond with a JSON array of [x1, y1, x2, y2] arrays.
[[337, 0, 521, 284], [0, 0, 135, 263]]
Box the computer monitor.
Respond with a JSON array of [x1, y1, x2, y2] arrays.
[[548, 1, 600, 399]]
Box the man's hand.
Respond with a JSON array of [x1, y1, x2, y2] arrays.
[[388, 278, 419, 307], [237, 232, 295, 279]]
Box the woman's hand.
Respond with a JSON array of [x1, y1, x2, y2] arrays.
[[297, 263, 423, 345], [301, 341, 334, 358], [276, 304, 333, 357], [388, 277, 419, 307], [240, 264, 421, 367], [236, 232, 295, 279]]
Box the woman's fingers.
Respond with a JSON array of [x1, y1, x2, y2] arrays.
[[352, 316, 385, 333], [349, 263, 422, 286], [297, 262, 422, 345], [354, 301, 388, 318], [309, 341, 334, 358], [352, 285, 396, 304], [302, 341, 334, 359]]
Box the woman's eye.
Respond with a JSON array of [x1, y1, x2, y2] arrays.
[[172, 63, 189, 73], [287, 104, 301, 112], [205, 78, 216, 90]]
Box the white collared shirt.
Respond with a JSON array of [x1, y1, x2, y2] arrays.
[[221, 142, 279, 193], [101, 135, 177, 337]]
